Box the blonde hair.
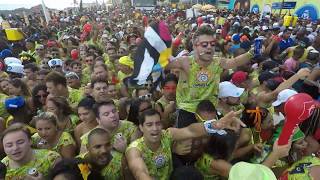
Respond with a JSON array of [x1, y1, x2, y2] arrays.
[[33, 112, 58, 127]]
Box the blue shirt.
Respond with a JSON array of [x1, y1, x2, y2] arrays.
[[279, 38, 294, 52]]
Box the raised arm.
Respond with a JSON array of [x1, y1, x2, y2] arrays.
[[220, 51, 253, 70], [169, 111, 244, 141], [263, 139, 291, 168], [257, 68, 310, 103], [166, 56, 188, 71], [126, 148, 153, 180]]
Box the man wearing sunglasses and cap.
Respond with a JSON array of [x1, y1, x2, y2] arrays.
[[167, 26, 257, 128]]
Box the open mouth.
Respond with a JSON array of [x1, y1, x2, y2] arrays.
[[150, 132, 160, 138], [12, 151, 22, 157]]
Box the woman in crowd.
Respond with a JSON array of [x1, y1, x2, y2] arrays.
[[31, 84, 48, 113], [32, 112, 76, 158], [8, 78, 31, 97], [45, 96, 79, 132], [74, 97, 98, 147]]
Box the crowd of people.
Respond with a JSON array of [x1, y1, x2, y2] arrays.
[[0, 3, 320, 180]]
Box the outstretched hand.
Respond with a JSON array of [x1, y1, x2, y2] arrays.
[[214, 110, 246, 132]]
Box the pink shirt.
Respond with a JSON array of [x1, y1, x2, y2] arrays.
[[284, 57, 299, 72]]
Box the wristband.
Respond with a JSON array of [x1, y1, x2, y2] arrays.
[[247, 50, 254, 59], [204, 120, 227, 135]]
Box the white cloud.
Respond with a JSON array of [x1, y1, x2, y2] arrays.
[[0, 0, 98, 10]]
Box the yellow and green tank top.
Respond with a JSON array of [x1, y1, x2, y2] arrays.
[[287, 46, 308, 62], [176, 56, 223, 113], [1, 149, 60, 179], [103, 53, 116, 73], [195, 153, 220, 180], [126, 130, 174, 180], [101, 151, 123, 180], [80, 120, 137, 153], [280, 156, 320, 180], [32, 131, 75, 153], [0, 93, 9, 120], [77, 151, 123, 180], [68, 86, 83, 109], [156, 96, 177, 127]]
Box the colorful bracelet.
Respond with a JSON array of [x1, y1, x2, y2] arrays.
[[204, 120, 227, 135], [247, 50, 254, 59]]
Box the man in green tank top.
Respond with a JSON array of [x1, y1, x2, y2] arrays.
[[166, 26, 255, 128], [1, 124, 61, 179], [78, 128, 127, 180], [126, 108, 244, 180]]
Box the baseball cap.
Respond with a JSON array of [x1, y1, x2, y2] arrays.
[[65, 72, 79, 79], [219, 81, 244, 98], [232, 34, 241, 42], [0, 49, 13, 59], [231, 71, 248, 85], [272, 23, 280, 30], [5, 96, 25, 110], [4, 57, 22, 65], [216, 29, 222, 34], [262, 26, 269, 31], [272, 89, 298, 107], [48, 59, 63, 68], [229, 162, 276, 180], [6, 63, 24, 74]]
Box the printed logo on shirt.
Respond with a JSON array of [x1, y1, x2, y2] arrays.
[[154, 154, 166, 168]]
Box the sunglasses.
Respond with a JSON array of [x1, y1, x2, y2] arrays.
[[36, 94, 47, 98], [36, 48, 44, 51], [138, 93, 152, 100], [144, 83, 152, 88], [51, 65, 61, 69], [163, 85, 176, 91], [197, 41, 215, 48]]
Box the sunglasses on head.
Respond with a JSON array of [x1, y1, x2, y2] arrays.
[[138, 93, 152, 100], [197, 41, 215, 48]]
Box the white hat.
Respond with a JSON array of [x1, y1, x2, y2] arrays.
[[306, 27, 313, 32], [4, 57, 22, 65], [191, 23, 197, 29], [307, 46, 319, 54], [272, 23, 280, 29], [229, 162, 276, 180], [48, 59, 63, 67], [219, 81, 244, 98], [6, 63, 24, 74], [216, 29, 222, 34], [101, 34, 109, 38], [272, 89, 298, 107], [262, 26, 269, 31]]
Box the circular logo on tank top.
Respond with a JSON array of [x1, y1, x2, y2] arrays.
[[154, 154, 166, 168], [197, 71, 210, 83]]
